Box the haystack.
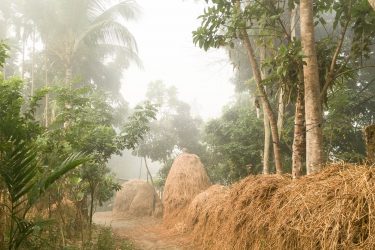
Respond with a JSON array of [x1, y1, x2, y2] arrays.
[[113, 179, 162, 218], [184, 164, 375, 250], [184, 184, 229, 238], [163, 153, 210, 227]]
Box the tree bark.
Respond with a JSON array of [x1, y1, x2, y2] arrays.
[[240, 30, 283, 174], [260, 47, 271, 174], [277, 89, 284, 140], [300, 0, 324, 174], [292, 85, 305, 178], [365, 124, 375, 164], [31, 27, 36, 96], [263, 107, 271, 174], [44, 48, 49, 127], [290, 3, 305, 178]]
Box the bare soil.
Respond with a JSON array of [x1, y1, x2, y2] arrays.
[[93, 212, 193, 250]]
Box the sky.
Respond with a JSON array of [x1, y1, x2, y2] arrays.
[[120, 0, 235, 119]]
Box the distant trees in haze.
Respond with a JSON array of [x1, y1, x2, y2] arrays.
[[193, 0, 375, 179]]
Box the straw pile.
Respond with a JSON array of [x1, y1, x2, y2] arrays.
[[184, 184, 229, 239], [163, 153, 210, 227], [113, 179, 162, 218], [184, 164, 375, 250]]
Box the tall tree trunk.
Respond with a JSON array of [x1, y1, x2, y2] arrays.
[[277, 89, 284, 139], [260, 47, 271, 174], [300, 0, 324, 174], [263, 107, 271, 174], [144, 157, 155, 187], [88, 185, 95, 241], [240, 30, 283, 174], [31, 27, 36, 96], [65, 67, 72, 89], [21, 27, 25, 79], [290, 3, 305, 178], [292, 85, 305, 178], [44, 47, 49, 127]]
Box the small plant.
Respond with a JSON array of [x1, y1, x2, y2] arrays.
[[95, 226, 135, 250]]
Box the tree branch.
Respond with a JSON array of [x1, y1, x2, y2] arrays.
[[320, 17, 351, 99]]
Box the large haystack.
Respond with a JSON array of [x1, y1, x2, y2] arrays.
[[184, 184, 229, 240], [163, 153, 210, 227], [113, 180, 162, 218], [185, 164, 375, 250]]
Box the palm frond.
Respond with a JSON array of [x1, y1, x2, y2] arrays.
[[87, 0, 140, 22], [92, 43, 142, 67], [38, 152, 89, 195], [74, 19, 138, 53], [0, 140, 38, 206]]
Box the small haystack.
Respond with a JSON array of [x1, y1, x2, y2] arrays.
[[113, 179, 162, 218], [184, 164, 375, 249], [163, 153, 210, 227]]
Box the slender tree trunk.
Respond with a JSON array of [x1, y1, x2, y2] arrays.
[[260, 47, 271, 174], [21, 28, 25, 79], [300, 0, 324, 174], [31, 27, 36, 96], [292, 85, 305, 178], [44, 49, 49, 127], [240, 30, 283, 174], [263, 107, 271, 174], [144, 157, 155, 187], [65, 67, 72, 89], [89, 185, 95, 240], [277, 89, 284, 140], [290, 3, 305, 178]]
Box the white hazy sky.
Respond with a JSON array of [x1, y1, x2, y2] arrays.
[[120, 0, 235, 119]]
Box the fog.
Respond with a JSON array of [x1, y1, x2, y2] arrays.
[[121, 0, 235, 120]]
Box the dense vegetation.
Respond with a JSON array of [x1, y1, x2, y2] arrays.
[[0, 0, 374, 248]]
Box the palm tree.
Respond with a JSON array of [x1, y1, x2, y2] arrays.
[[21, 0, 141, 93]]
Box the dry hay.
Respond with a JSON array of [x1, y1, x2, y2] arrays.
[[184, 184, 230, 241], [163, 153, 210, 227], [113, 179, 162, 218], [185, 163, 375, 250]]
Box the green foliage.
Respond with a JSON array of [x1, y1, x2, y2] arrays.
[[134, 82, 204, 186], [121, 101, 158, 150], [0, 139, 87, 249], [204, 94, 264, 184], [0, 78, 42, 145], [95, 227, 135, 250], [0, 41, 9, 68]]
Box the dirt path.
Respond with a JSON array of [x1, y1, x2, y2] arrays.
[[93, 212, 193, 250]]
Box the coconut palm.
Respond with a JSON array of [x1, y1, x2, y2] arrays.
[[16, 0, 141, 94]]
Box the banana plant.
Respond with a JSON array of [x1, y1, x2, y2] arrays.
[[0, 139, 88, 250]]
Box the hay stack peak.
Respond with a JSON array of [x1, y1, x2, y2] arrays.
[[163, 153, 210, 226]]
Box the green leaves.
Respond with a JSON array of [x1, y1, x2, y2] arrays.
[[120, 101, 157, 150], [204, 96, 264, 184], [0, 139, 87, 249], [0, 41, 9, 68]]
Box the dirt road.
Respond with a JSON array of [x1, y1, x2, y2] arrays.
[[93, 212, 193, 250]]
